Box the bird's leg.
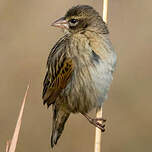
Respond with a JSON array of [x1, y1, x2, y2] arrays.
[[81, 113, 106, 132]]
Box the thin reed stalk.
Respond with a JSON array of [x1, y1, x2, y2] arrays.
[[94, 1, 108, 152], [6, 84, 29, 152]]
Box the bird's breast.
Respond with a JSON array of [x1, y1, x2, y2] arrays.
[[61, 32, 116, 113], [63, 56, 114, 113]]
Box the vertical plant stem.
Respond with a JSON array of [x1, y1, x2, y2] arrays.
[[103, 0, 108, 23], [94, 110, 103, 152], [94, 1, 108, 152]]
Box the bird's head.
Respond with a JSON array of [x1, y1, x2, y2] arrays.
[[51, 5, 109, 34]]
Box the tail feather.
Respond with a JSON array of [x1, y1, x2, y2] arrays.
[[51, 106, 70, 148]]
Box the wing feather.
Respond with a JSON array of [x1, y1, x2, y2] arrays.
[[42, 35, 74, 107]]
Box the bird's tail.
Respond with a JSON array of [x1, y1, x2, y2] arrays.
[[51, 105, 70, 148]]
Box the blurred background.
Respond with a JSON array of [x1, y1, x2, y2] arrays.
[[0, 0, 152, 152]]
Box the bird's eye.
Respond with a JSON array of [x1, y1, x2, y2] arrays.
[[70, 19, 78, 24], [69, 19, 79, 26]]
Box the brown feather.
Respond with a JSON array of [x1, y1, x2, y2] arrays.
[[43, 35, 74, 107]]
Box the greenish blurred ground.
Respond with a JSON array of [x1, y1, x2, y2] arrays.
[[0, 0, 152, 152]]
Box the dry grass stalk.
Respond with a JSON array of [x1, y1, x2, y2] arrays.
[[103, 0, 108, 23], [6, 140, 11, 152], [94, 0, 108, 152], [6, 84, 29, 152]]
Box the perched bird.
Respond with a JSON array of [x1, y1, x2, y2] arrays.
[[42, 5, 117, 148]]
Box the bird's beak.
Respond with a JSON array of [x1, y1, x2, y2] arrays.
[[51, 17, 69, 29]]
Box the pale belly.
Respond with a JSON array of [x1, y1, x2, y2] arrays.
[[61, 60, 113, 114]]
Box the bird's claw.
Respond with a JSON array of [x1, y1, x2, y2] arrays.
[[81, 113, 106, 132], [90, 118, 106, 132]]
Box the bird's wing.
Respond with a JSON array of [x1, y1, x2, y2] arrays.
[[42, 36, 74, 107]]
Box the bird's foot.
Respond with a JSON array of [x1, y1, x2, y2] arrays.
[[81, 113, 106, 132], [91, 118, 106, 132]]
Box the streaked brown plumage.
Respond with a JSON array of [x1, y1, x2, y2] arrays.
[[42, 5, 117, 148]]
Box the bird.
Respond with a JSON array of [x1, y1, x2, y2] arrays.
[[42, 5, 117, 148]]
